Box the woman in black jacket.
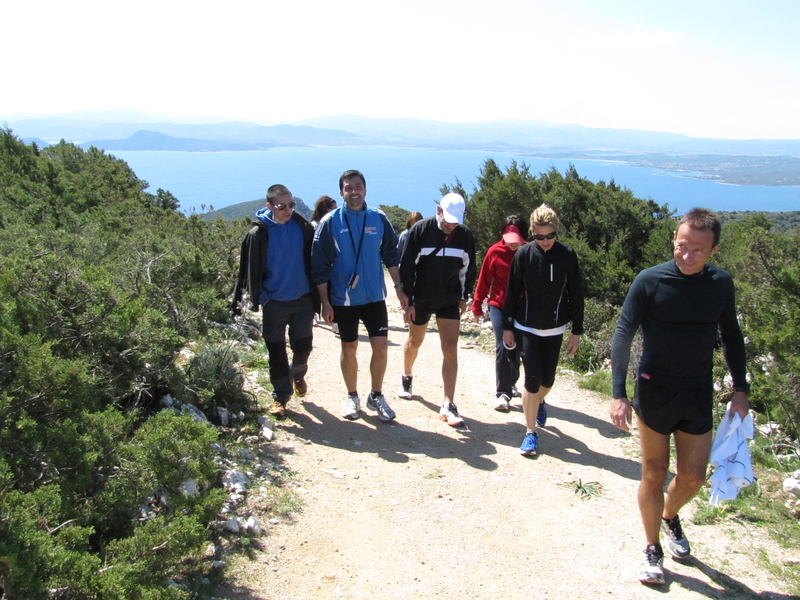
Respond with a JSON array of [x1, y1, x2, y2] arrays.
[[502, 204, 584, 456]]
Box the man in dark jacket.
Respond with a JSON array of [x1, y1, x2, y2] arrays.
[[398, 192, 476, 427], [232, 184, 320, 418]]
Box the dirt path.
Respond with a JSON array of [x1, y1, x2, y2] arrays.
[[218, 278, 795, 600]]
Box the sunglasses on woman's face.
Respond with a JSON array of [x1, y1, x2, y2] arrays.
[[532, 232, 557, 241]]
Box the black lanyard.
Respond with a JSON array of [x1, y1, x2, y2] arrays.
[[343, 210, 367, 268]]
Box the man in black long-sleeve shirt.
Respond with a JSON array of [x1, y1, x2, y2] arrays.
[[610, 208, 749, 585]]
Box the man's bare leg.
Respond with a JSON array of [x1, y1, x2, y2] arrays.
[[436, 318, 460, 404], [637, 418, 671, 546], [664, 429, 712, 519], [369, 336, 388, 392], [403, 322, 427, 375], [340, 340, 359, 393]]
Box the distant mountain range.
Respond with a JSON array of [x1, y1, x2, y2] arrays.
[[8, 113, 800, 186], [10, 113, 800, 156]]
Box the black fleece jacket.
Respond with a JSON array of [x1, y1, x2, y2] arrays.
[[503, 240, 584, 334]]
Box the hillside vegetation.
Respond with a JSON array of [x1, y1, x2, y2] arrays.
[[1, 130, 798, 598]]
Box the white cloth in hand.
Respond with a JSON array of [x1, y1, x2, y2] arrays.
[[709, 403, 754, 505]]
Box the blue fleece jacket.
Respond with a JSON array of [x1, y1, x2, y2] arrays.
[[255, 207, 310, 304], [311, 202, 400, 306]]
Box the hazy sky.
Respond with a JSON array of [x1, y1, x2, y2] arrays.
[[4, 0, 800, 139]]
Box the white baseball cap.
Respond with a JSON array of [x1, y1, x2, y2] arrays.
[[439, 193, 465, 224]]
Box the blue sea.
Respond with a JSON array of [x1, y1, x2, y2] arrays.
[[111, 147, 800, 217]]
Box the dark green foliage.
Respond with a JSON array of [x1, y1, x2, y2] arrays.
[[0, 128, 239, 598], [449, 159, 675, 304], [718, 210, 800, 234], [566, 299, 620, 373], [714, 217, 800, 438], [379, 204, 412, 235]]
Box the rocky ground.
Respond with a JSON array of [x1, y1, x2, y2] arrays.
[[215, 285, 798, 600]]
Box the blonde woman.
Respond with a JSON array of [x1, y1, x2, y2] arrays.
[[502, 204, 584, 456]]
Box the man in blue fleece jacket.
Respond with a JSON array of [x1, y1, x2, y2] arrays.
[[311, 170, 408, 423], [232, 184, 319, 419]]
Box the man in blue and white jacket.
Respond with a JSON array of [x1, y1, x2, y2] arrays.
[[311, 170, 408, 422]]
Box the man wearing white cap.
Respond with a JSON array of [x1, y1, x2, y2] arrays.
[[397, 193, 476, 427]]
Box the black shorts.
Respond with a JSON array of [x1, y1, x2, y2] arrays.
[[632, 376, 713, 435], [411, 302, 461, 326], [333, 301, 389, 343]]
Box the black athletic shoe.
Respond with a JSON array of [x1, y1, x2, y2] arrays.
[[661, 515, 691, 558]]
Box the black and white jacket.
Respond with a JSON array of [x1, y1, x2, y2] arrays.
[[399, 216, 476, 310]]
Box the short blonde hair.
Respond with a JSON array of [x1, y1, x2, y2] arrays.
[[530, 203, 562, 233]]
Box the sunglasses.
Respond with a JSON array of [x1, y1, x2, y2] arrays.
[[533, 232, 557, 241], [272, 201, 296, 211]]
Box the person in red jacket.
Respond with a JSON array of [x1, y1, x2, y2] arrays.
[[471, 215, 527, 412]]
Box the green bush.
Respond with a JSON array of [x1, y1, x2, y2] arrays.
[[0, 129, 242, 598], [178, 343, 250, 412]]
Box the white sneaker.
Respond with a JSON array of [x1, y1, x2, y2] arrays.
[[398, 375, 413, 399], [439, 402, 465, 427], [367, 392, 396, 422], [493, 394, 511, 412], [342, 393, 360, 420]]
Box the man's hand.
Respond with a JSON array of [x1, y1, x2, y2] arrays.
[[320, 302, 334, 325], [729, 391, 750, 421], [565, 333, 581, 356], [458, 300, 467, 315], [395, 286, 409, 311], [610, 397, 632, 432]]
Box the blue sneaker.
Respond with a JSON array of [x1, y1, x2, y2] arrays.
[[520, 432, 538, 456], [536, 402, 547, 427]]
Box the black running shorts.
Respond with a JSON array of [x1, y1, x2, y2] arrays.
[[632, 376, 714, 435], [332, 300, 389, 343], [411, 302, 461, 326]]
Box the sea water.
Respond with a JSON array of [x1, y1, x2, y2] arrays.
[[112, 147, 800, 217]]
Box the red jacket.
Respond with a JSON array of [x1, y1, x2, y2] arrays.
[[472, 240, 525, 317]]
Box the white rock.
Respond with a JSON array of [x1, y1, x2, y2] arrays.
[[181, 403, 208, 423], [269, 518, 280, 525], [212, 560, 226, 569], [783, 478, 800, 498], [321, 468, 344, 479], [160, 394, 174, 407], [757, 421, 781, 436], [262, 426, 274, 441], [258, 416, 273, 429], [210, 443, 227, 455], [245, 516, 263, 536], [217, 407, 229, 426], [222, 469, 251, 493], [222, 518, 239, 533], [180, 479, 199, 497], [238, 448, 256, 462]]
